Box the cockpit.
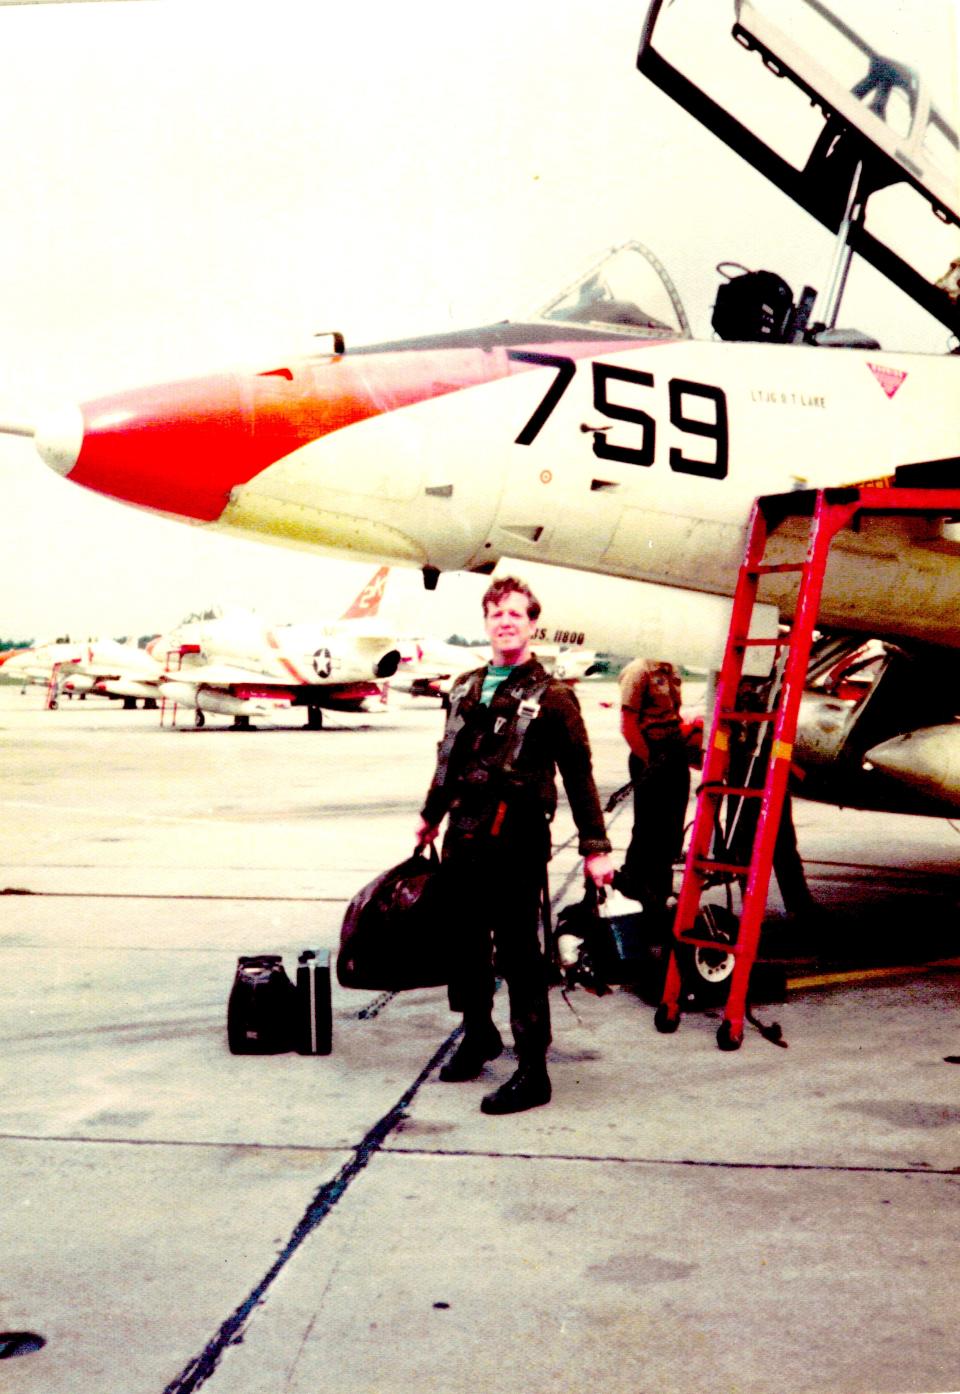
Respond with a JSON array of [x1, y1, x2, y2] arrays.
[[534, 241, 692, 339]]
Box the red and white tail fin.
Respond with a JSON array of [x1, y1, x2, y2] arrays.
[[340, 566, 389, 620]]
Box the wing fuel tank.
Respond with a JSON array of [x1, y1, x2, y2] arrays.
[[160, 681, 294, 719], [865, 725, 960, 809]]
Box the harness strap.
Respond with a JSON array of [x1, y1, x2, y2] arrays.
[[431, 674, 475, 794], [487, 677, 550, 837], [499, 679, 550, 776]]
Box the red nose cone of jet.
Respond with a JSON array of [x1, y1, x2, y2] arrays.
[[41, 376, 251, 522], [32, 365, 387, 523], [34, 405, 84, 478]]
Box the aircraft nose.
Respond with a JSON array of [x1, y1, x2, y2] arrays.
[[34, 405, 85, 477]]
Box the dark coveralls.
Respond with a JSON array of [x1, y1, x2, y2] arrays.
[[420, 659, 610, 1064], [618, 659, 690, 911]]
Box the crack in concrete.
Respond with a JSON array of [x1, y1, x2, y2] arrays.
[[160, 1027, 462, 1394], [379, 1144, 960, 1176]]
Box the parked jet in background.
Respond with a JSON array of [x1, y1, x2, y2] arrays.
[[0, 637, 163, 707], [155, 566, 401, 728]]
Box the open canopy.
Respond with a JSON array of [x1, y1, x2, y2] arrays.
[[638, 0, 960, 337]]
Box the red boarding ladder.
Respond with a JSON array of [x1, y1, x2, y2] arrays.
[[45, 661, 63, 710], [159, 644, 200, 727], [656, 482, 960, 1049]]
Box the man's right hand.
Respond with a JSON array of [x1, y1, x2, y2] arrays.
[[415, 816, 439, 847]]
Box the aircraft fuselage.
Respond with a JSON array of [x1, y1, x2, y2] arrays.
[[37, 330, 960, 646]]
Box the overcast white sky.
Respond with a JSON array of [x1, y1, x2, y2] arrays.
[[0, 0, 957, 641]]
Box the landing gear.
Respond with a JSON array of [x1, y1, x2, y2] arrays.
[[232, 714, 252, 731], [678, 904, 738, 1008], [194, 709, 206, 729], [307, 706, 323, 730]]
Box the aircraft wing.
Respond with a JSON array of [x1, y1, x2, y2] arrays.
[[750, 493, 960, 651], [159, 663, 292, 689]]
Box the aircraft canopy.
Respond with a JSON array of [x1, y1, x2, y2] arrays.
[[535, 240, 692, 338], [638, 0, 960, 336]]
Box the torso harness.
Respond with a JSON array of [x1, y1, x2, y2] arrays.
[[433, 669, 550, 839]]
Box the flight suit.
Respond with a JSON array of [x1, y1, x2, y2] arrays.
[[421, 658, 610, 1064]]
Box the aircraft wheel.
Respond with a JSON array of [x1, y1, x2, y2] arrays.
[[233, 715, 252, 731], [678, 905, 738, 1008], [307, 706, 323, 730], [716, 1019, 743, 1051], [48, 698, 58, 710], [194, 709, 206, 729], [654, 1003, 680, 1034]]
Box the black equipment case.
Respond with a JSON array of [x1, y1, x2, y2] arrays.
[[294, 948, 333, 1055]]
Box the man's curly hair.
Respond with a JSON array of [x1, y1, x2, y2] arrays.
[[481, 575, 541, 621]]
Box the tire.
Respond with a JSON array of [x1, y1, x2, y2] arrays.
[[679, 904, 738, 1008], [307, 706, 324, 730]]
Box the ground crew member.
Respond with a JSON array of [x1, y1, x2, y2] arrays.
[[728, 676, 816, 918], [416, 576, 615, 1115], [615, 657, 690, 914]]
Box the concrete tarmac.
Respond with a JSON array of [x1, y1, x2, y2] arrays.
[[0, 683, 958, 1394]]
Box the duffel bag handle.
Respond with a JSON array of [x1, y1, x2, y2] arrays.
[[411, 841, 440, 867], [582, 877, 606, 911]]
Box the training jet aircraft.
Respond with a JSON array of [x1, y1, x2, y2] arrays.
[[0, 636, 164, 707], [153, 566, 401, 729], [3, 0, 960, 798]]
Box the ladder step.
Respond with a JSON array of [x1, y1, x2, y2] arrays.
[[696, 783, 764, 800], [692, 857, 751, 876], [748, 561, 807, 575], [718, 709, 776, 723], [734, 635, 790, 647], [677, 934, 743, 955]]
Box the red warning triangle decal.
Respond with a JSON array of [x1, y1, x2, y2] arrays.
[[867, 363, 907, 398]]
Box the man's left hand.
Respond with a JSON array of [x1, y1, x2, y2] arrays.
[[584, 852, 616, 887]]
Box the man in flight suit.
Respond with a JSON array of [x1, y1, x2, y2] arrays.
[[416, 577, 615, 1115], [616, 657, 690, 915]]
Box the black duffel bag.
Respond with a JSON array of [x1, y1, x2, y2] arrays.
[[227, 954, 296, 1054], [337, 844, 449, 991]]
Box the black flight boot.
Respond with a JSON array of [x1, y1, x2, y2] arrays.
[[439, 1024, 503, 1082], [480, 1061, 551, 1115]]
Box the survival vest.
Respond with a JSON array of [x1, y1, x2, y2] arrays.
[[432, 666, 550, 837]]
